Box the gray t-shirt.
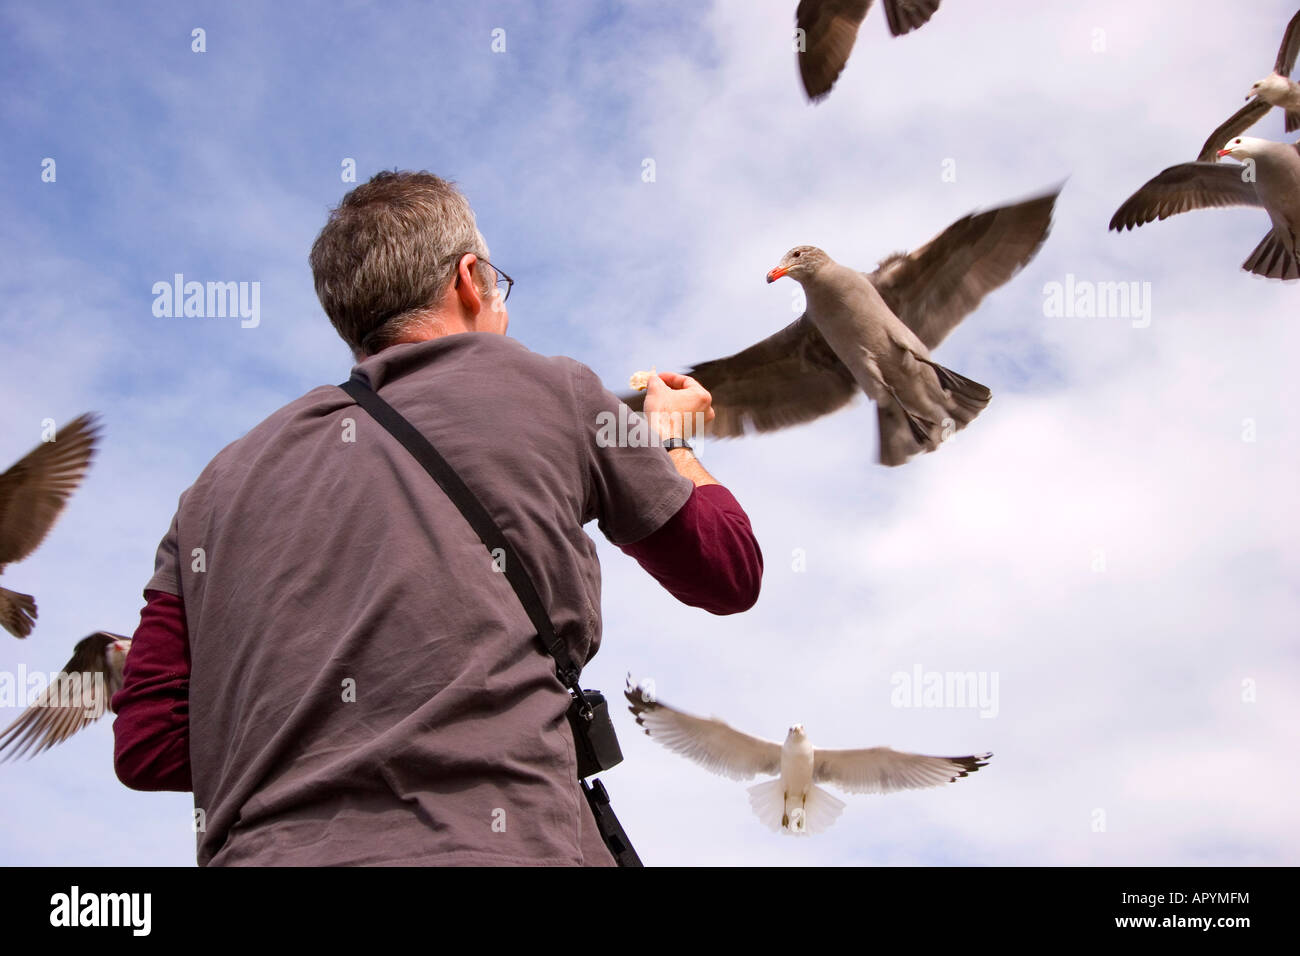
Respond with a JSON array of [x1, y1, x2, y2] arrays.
[[146, 333, 692, 865]]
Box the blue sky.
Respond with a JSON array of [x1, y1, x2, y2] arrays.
[[1, 0, 1297, 866]]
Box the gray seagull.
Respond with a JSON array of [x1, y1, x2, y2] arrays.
[[0, 414, 101, 637], [623, 188, 1059, 466], [0, 632, 130, 760], [1111, 136, 1300, 281], [796, 0, 943, 101], [625, 676, 990, 835], [1197, 9, 1300, 163]]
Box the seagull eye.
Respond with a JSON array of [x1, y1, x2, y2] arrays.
[[793, 251, 801, 258]]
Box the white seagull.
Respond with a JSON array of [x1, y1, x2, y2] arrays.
[[1197, 10, 1300, 162], [625, 676, 991, 835], [1110, 136, 1300, 280]]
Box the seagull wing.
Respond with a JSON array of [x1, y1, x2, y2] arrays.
[[1275, 8, 1300, 75], [624, 677, 782, 781], [881, 0, 942, 36], [1197, 100, 1273, 162], [869, 188, 1059, 351], [813, 746, 991, 794], [0, 413, 100, 566], [0, 632, 129, 760], [796, 0, 874, 101], [621, 315, 859, 437], [1109, 162, 1264, 231]]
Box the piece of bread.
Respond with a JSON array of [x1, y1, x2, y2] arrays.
[[629, 370, 654, 391]]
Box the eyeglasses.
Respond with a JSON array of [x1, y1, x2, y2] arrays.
[[446, 251, 513, 303]]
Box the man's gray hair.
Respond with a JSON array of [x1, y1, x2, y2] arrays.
[[310, 170, 493, 356]]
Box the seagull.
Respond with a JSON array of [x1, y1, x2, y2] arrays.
[[1110, 136, 1300, 281], [622, 188, 1059, 465], [0, 414, 101, 637], [625, 676, 990, 835], [796, 0, 943, 102], [0, 632, 130, 760], [1197, 10, 1300, 162]]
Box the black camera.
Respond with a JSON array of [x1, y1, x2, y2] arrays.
[[567, 689, 623, 779]]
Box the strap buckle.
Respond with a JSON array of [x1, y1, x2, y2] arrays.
[[562, 671, 594, 721]]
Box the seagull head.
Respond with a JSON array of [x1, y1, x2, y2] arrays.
[[106, 636, 131, 669], [767, 246, 830, 284], [787, 723, 807, 740], [1247, 74, 1289, 101], [1217, 136, 1262, 161]]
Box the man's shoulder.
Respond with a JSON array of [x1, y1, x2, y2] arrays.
[[359, 334, 598, 389], [439, 333, 598, 383], [186, 385, 351, 486], [373, 335, 613, 411]]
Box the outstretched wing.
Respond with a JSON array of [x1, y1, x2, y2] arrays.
[[796, 0, 874, 101], [0, 632, 129, 760], [870, 188, 1059, 351], [0, 413, 100, 565], [813, 746, 991, 794], [621, 315, 860, 437], [624, 676, 782, 781], [1275, 8, 1300, 76], [1109, 162, 1263, 230], [1197, 100, 1272, 163]]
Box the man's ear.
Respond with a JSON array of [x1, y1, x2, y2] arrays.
[[454, 254, 485, 316]]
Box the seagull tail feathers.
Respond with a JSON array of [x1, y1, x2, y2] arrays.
[[800, 784, 847, 835], [877, 360, 993, 466], [921, 359, 993, 423], [747, 779, 787, 833], [1242, 229, 1300, 281], [746, 780, 846, 835]]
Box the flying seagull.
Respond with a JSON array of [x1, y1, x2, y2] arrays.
[[0, 414, 101, 637], [0, 632, 130, 760], [625, 676, 990, 835], [796, 0, 943, 102], [1110, 136, 1300, 281], [1197, 10, 1300, 162], [623, 188, 1059, 465]]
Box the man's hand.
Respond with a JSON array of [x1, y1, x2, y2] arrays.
[[642, 371, 715, 442]]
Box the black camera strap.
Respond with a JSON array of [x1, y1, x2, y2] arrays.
[[338, 374, 643, 867]]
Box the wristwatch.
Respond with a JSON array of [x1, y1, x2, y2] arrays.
[[661, 437, 692, 452]]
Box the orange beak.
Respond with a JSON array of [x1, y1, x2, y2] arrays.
[[1217, 148, 1231, 157], [766, 267, 787, 283]]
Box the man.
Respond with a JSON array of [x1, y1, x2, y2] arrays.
[[112, 171, 763, 866]]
